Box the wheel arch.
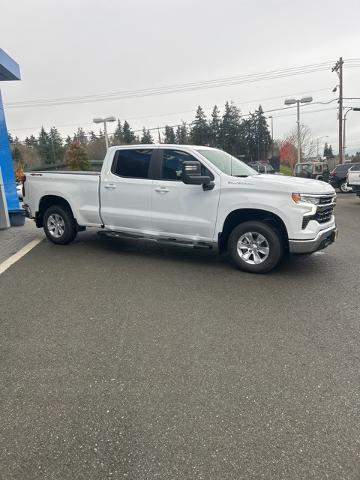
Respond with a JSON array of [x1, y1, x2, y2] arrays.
[[219, 208, 289, 253], [36, 195, 75, 228]]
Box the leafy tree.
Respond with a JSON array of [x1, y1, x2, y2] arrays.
[[163, 125, 176, 144], [209, 105, 221, 147], [112, 120, 124, 145], [175, 122, 189, 144], [123, 120, 136, 144], [140, 128, 153, 144], [8, 133, 14, 144], [190, 106, 209, 145], [65, 142, 90, 170]]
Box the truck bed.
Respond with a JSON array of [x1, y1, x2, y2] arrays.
[[25, 171, 102, 226]]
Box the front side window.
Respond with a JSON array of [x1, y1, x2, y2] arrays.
[[198, 149, 257, 177], [350, 164, 360, 172], [314, 164, 322, 173], [161, 149, 213, 180], [112, 149, 153, 179]]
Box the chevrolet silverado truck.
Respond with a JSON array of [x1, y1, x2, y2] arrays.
[[347, 164, 360, 197], [23, 145, 337, 273]]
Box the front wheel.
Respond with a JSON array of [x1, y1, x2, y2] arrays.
[[228, 221, 283, 273], [43, 205, 77, 245]]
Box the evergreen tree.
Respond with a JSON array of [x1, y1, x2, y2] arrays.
[[254, 106, 271, 161], [140, 128, 153, 144], [25, 134, 38, 148], [323, 143, 334, 159], [175, 122, 188, 144], [37, 127, 52, 164], [190, 106, 209, 145], [220, 101, 244, 156], [73, 127, 88, 145], [65, 135, 72, 146], [163, 125, 176, 144], [65, 142, 90, 170], [49, 127, 64, 164], [123, 121, 136, 144], [209, 105, 221, 147], [112, 120, 124, 145]]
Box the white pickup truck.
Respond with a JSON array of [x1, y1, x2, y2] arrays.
[[23, 145, 337, 273], [347, 164, 360, 197]]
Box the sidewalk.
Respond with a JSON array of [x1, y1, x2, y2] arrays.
[[0, 219, 43, 264]]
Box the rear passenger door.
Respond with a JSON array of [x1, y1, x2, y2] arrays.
[[100, 148, 155, 232]]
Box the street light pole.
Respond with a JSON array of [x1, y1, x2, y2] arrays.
[[93, 116, 116, 150], [284, 96, 313, 164]]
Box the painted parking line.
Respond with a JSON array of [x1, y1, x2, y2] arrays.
[[0, 238, 43, 275]]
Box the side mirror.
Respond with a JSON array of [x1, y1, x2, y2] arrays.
[[182, 161, 213, 190]]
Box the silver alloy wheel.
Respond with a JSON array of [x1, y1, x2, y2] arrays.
[[340, 182, 352, 193], [47, 213, 65, 238], [237, 231, 270, 265]]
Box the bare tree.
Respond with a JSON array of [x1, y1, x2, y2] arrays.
[[284, 124, 316, 161]]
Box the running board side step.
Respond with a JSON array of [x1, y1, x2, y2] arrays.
[[98, 230, 213, 249]]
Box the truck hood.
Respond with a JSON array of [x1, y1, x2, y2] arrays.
[[242, 174, 335, 194]]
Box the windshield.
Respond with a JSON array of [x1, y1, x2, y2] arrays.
[[198, 149, 257, 177]]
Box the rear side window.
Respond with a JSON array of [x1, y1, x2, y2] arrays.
[[112, 149, 153, 179], [161, 149, 213, 181]]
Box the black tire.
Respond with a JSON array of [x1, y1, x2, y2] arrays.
[[339, 181, 351, 193], [228, 221, 283, 273], [43, 205, 77, 245]]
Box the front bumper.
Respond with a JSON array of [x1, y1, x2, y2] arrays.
[[289, 225, 338, 254]]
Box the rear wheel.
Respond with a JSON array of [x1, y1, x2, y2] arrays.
[[339, 181, 352, 193], [43, 205, 77, 245], [228, 221, 283, 273]]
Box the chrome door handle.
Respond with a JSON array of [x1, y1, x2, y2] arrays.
[[155, 187, 169, 194], [104, 184, 116, 190]]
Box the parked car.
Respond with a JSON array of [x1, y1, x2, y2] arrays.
[[247, 162, 275, 174], [294, 161, 330, 182], [329, 163, 360, 193], [23, 145, 337, 274], [16, 182, 23, 201], [347, 164, 360, 197]]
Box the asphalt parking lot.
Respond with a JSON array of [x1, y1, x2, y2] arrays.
[[1, 194, 360, 480]]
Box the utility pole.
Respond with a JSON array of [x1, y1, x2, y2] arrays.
[[332, 57, 343, 164]]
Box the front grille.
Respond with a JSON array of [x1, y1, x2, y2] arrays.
[[302, 195, 336, 229], [315, 205, 334, 224], [318, 195, 335, 205]]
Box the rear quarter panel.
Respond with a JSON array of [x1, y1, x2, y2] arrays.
[[24, 172, 101, 226]]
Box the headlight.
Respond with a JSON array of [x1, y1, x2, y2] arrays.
[[291, 193, 320, 205]]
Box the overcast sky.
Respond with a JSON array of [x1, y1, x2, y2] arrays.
[[1, 0, 360, 153]]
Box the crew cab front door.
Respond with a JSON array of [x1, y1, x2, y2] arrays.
[[100, 148, 155, 232], [151, 149, 220, 241]]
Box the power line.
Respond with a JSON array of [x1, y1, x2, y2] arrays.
[[5, 61, 335, 109], [8, 88, 334, 133]]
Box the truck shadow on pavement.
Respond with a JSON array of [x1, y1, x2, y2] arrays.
[[68, 230, 335, 279]]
